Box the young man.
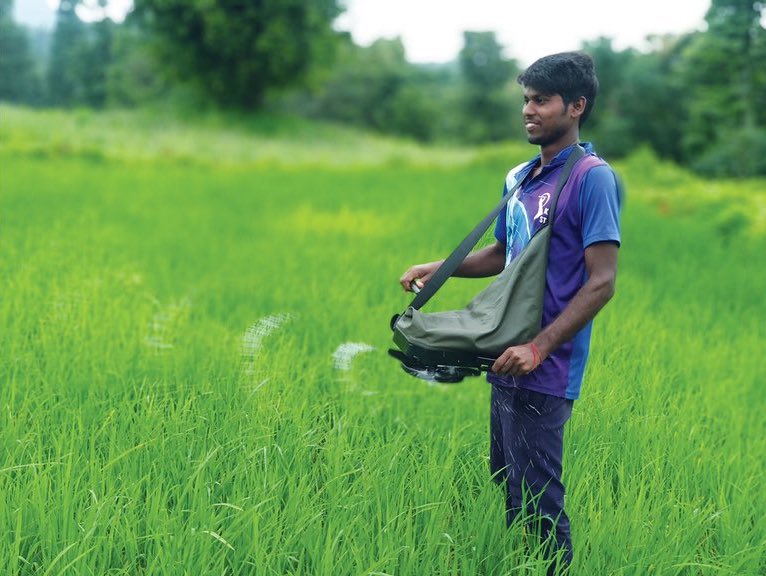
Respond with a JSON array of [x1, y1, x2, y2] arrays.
[[399, 52, 621, 573]]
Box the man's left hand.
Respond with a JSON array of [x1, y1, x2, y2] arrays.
[[491, 343, 541, 376]]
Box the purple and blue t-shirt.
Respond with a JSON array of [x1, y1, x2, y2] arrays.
[[487, 142, 621, 400]]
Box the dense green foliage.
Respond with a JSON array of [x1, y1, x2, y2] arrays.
[[46, 1, 85, 105], [0, 108, 765, 575], [0, 0, 41, 103], [680, 0, 766, 176], [458, 31, 519, 142], [45, 1, 115, 108], [130, 0, 343, 109], [297, 38, 447, 142], [4, 0, 766, 175]]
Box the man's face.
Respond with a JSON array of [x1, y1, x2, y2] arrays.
[[521, 87, 575, 147]]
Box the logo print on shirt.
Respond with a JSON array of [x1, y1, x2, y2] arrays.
[[533, 192, 551, 224]]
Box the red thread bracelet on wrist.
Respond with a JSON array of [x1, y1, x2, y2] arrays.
[[530, 343, 542, 369]]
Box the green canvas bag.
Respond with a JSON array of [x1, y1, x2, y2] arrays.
[[390, 145, 586, 378]]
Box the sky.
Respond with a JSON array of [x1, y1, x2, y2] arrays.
[[335, 0, 712, 66], [16, 0, 713, 67]]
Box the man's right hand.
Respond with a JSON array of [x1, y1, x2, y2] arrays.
[[399, 261, 442, 292]]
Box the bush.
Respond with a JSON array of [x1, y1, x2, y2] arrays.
[[693, 127, 766, 178]]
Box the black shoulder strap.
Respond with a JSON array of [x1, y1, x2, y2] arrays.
[[409, 144, 585, 311]]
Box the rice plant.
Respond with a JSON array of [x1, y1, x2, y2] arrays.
[[0, 110, 764, 575]]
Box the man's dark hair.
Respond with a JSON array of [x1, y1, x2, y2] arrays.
[[517, 51, 599, 126]]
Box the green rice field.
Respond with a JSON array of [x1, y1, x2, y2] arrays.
[[1, 105, 764, 575]]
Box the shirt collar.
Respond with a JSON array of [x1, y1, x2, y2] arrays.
[[526, 141, 593, 175]]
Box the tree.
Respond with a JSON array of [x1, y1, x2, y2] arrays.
[[47, 0, 88, 106], [76, 17, 115, 107], [0, 0, 42, 104], [132, 0, 344, 110], [583, 36, 690, 163], [46, 1, 118, 108], [106, 19, 168, 107], [303, 38, 451, 141], [458, 31, 519, 142], [579, 37, 632, 157], [680, 0, 766, 175]]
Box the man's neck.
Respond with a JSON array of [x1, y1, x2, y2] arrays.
[[539, 135, 579, 167]]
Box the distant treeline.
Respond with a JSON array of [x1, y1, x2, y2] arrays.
[[2, 0, 765, 177]]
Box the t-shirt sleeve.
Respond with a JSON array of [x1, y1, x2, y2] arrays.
[[580, 165, 622, 248]]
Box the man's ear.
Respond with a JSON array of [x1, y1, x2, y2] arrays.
[[570, 96, 586, 119]]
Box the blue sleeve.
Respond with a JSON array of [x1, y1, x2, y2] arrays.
[[580, 165, 622, 248]]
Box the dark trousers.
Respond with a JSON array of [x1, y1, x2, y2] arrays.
[[490, 385, 574, 574]]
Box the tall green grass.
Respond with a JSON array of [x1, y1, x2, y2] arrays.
[[0, 108, 764, 575]]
